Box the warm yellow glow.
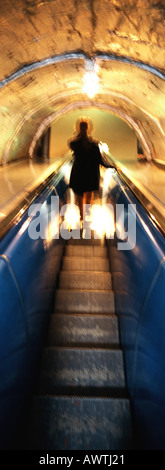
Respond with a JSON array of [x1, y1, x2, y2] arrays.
[[102, 168, 116, 200], [20, 208, 25, 215], [99, 141, 110, 154], [82, 71, 99, 98], [62, 162, 72, 185], [64, 204, 80, 230], [63, 202, 115, 237], [90, 204, 115, 238]]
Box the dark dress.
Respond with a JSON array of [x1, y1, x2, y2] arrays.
[[69, 135, 107, 195]]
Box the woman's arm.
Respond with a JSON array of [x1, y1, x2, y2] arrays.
[[96, 143, 114, 168]]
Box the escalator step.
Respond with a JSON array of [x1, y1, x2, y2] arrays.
[[67, 237, 105, 246], [37, 347, 125, 393], [59, 271, 112, 290], [28, 396, 133, 450], [46, 313, 119, 347], [54, 289, 115, 313], [62, 256, 110, 272], [65, 245, 107, 257]]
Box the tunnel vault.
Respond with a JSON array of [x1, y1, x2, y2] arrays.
[[0, 1, 165, 166]]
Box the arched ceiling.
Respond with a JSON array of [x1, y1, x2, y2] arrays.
[[0, 0, 165, 165]]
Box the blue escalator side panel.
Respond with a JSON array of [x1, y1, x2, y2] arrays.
[[132, 261, 165, 449], [0, 171, 67, 449], [108, 172, 165, 449]]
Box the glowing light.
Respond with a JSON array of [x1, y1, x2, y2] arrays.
[[90, 204, 115, 238], [62, 162, 72, 185], [63, 204, 80, 230], [20, 208, 24, 215], [102, 168, 116, 200], [82, 71, 99, 98], [99, 141, 110, 154]]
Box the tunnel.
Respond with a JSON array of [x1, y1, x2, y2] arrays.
[[0, 0, 165, 452]]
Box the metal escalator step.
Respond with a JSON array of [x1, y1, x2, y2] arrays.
[[65, 245, 107, 257], [54, 289, 115, 313], [62, 256, 109, 272], [59, 271, 112, 290], [38, 347, 125, 393], [28, 395, 133, 450], [46, 313, 119, 347]]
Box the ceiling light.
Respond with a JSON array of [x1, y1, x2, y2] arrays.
[[82, 59, 99, 98]]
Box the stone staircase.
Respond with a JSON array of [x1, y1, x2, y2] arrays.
[[27, 236, 133, 450]]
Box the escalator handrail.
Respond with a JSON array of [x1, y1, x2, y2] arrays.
[[107, 155, 165, 238], [0, 155, 72, 243]]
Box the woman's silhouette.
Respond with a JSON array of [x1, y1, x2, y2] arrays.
[[68, 118, 112, 219]]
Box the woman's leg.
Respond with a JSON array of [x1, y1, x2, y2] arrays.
[[84, 191, 93, 206], [83, 192, 93, 227], [76, 193, 84, 220], [76, 191, 93, 220]]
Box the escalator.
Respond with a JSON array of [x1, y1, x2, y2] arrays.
[[27, 234, 133, 450], [0, 158, 165, 451]]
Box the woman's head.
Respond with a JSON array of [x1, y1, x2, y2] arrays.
[[79, 120, 88, 135], [74, 116, 93, 137]]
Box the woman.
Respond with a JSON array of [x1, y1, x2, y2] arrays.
[[68, 118, 111, 219]]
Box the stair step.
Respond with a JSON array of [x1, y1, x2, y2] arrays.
[[59, 271, 112, 290], [28, 396, 133, 450], [54, 289, 115, 313], [67, 237, 105, 246], [46, 313, 119, 347], [38, 347, 125, 393], [62, 256, 109, 272], [65, 245, 107, 257]]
